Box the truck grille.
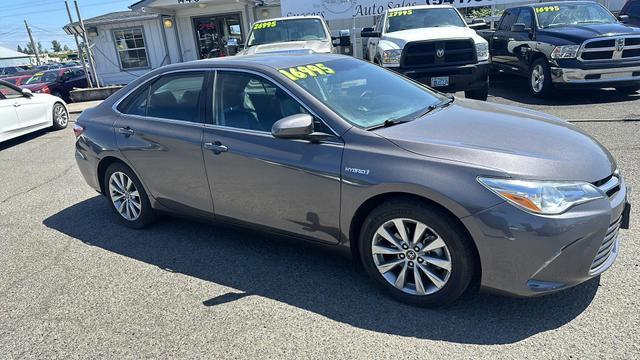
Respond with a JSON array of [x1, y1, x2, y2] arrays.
[[589, 215, 621, 274], [401, 39, 476, 68], [579, 35, 640, 61]]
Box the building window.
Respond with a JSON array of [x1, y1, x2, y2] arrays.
[[113, 28, 149, 69]]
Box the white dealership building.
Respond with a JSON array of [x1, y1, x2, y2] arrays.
[[64, 0, 627, 85]]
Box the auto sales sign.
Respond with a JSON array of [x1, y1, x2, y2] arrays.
[[281, 0, 516, 20]]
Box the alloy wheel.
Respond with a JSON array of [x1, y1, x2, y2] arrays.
[[531, 64, 545, 93], [54, 104, 68, 127], [108, 171, 142, 221], [371, 218, 452, 295]]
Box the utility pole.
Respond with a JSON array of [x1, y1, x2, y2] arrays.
[[24, 20, 40, 64], [74, 0, 100, 88], [65, 0, 92, 88]]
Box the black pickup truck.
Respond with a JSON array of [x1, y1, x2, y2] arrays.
[[479, 1, 640, 97]]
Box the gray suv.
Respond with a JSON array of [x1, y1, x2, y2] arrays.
[[74, 54, 630, 306]]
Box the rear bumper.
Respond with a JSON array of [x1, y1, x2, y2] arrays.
[[392, 61, 490, 92], [461, 177, 628, 297], [550, 65, 640, 88]]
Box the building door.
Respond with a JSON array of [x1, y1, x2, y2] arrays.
[[193, 14, 244, 59]]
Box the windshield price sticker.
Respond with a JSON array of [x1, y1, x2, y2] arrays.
[[254, 21, 277, 30], [279, 64, 335, 81], [534, 6, 561, 13], [388, 9, 413, 17]]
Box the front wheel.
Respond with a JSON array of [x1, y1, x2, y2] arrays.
[[464, 78, 489, 101], [51, 103, 68, 130], [529, 58, 554, 97], [104, 163, 155, 229], [359, 200, 477, 307]]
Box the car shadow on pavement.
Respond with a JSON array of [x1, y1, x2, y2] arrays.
[[44, 196, 600, 345], [488, 74, 640, 106], [0, 129, 51, 151]]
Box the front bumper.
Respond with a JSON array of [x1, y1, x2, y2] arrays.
[[391, 61, 490, 92], [461, 177, 629, 297], [550, 65, 640, 88]]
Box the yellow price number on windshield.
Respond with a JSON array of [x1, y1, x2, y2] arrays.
[[388, 9, 413, 17], [254, 21, 277, 30], [534, 6, 560, 13], [278, 63, 335, 81]]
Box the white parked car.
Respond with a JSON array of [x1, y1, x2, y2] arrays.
[[0, 80, 69, 143]]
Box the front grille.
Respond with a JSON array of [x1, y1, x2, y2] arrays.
[[401, 39, 476, 68], [590, 215, 621, 273], [579, 35, 640, 61]]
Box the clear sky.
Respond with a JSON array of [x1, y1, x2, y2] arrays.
[[1, 0, 133, 52]]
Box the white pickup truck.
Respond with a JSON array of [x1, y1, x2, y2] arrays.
[[238, 16, 351, 56], [361, 5, 490, 100]]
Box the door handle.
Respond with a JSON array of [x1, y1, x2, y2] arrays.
[[118, 127, 135, 136], [204, 142, 228, 154]]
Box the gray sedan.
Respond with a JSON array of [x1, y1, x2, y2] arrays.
[[74, 54, 630, 306]]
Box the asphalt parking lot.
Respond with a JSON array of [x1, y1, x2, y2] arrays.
[[1, 101, 639, 358]]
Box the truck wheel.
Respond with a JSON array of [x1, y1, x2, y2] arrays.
[[614, 86, 640, 95], [359, 200, 478, 307], [464, 79, 489, 101], [529, 58, 554, 97]]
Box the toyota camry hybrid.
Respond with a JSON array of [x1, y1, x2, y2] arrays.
[[74, 54, 630, 306]]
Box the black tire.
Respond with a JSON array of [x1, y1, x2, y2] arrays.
[[528, 58, 555, 97], [359, 199, 478, 307], [614, 86, 640, 95], [464, 78, 489, 101], [103, 162, 155, 229], [51, 102, 68, 130]]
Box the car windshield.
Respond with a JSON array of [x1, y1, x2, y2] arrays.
[[247, 18, 328, 47], [279, 58, 444, 128], [386, 8, 466, 33], [26, 71, 59, 84], [535, 3, 616, 28]]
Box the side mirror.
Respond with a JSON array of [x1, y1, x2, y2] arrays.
[[361, 27, 380, 38], [467, 19, 487, 29], [618, 14, 630, 22], [272, 114, 314, 139], [22, 88, 33, 97], [510, 23, 528, 32]]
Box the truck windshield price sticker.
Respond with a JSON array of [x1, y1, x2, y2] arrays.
[[254, 21, 277, 30], [279, 64, 336, 81], [388, 10, 413, 17], [534, 6, 561, 13]]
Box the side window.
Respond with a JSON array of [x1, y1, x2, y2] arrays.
[[215, 71, 329, 133], [0, 84, 24, 99], [627, 1, 640, 17], [515, 9, 533, 29], [119, 86, 150, 117], [498, 10, 518, 31], [146, 72, 206, 122]]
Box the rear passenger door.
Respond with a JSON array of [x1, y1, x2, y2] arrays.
[[202, 70, 344, 244], [114, 70, 214, 217]]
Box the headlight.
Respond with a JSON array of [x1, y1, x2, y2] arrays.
[[551, 45, 580, 59], [477, 177, 605, 215], [382, 49, 402, 65], [475, 42, 489, 61]]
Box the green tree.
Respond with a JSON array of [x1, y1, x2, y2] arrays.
[[17, 45, 23, 53], [24, 43, 34, 54], [51, 40, 62, 52], [63, 44, 70, 52], [37, 41, 44, 54]]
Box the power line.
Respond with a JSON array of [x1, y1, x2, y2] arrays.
[[6, 0, 131, 18]]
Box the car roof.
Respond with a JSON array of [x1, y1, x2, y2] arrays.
[[526, 0, 597, 6], [162, 53, 351, 72], [254, 15, 325, 23]]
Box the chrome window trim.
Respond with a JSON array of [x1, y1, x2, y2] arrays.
[[578, 35, 640, 61]]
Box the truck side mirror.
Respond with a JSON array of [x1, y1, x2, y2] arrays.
[[361, 27, 380, 38], [510, 23, 528, 32], [618, 14, 630, 23]]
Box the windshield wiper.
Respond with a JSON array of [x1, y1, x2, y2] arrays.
[[367, 119, 412, 130], [367, 97, 454, 131]]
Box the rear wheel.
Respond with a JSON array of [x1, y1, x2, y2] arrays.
[[529, 58, 554, 97], [359, 200, 477, 307], [464, 78, 489, 101], [104, 163, 155, 229], [614, 86, 640, 95], [51, 103, 68, 130]]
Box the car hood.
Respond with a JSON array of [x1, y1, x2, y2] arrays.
[[538, 23, 640, 43], [22, 83, 50, 90], [382, 26, 485, 48], [238, 40, 332, 55], [373, 99, 615, 182]]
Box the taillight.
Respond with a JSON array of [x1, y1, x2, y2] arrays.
[[73, 123, 85, 137]]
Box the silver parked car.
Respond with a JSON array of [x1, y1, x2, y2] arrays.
[[74, 54, 630, 306]]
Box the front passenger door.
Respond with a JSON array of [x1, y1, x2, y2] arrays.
[[0, 85, 22, 142], [202, 70, 344, 244]]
